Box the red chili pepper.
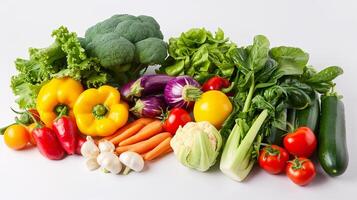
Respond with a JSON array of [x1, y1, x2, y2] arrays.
[[202, 76, 231, 92], [75, 136, 86, 155], [32, 126, 65, 160], [52, 116, 78, 155]]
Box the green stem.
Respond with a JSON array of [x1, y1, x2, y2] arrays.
[[54, 104, 69, 117], [54, 106, 69, 121], [92, 104, 108, 119], [242, 82, 255, 113], [221, 82, 235, 93], [0, 123, 16, 135], [182, 85, 202, 102], [26, 109, 43, 128]]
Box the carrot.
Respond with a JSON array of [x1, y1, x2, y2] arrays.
[[99, 118, 154, 142], [119, 120, 163, 146], [134, 118, 155, 125], [143, 137, 172, 161], [110, 123, 145, 145], [141, 147, 172, 159], [115, 132, 171, 155]]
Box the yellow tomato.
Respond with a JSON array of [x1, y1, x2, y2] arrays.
[[193, 90, 232, 128], [4, 124, 30, 150]]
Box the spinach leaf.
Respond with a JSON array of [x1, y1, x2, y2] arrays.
[[270, 46, 309, 76], [280, 78, 313, 109], [306, 66, 343, 83], [248, 35, 270, 72]]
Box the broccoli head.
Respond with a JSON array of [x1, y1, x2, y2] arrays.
[[84, 14, 167, 76], [135, 38, 168, 65]]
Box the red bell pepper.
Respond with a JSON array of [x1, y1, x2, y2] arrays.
[[52, 116, 78, 155], [32, 126, 65, 160], [202, 76, 231, 92]]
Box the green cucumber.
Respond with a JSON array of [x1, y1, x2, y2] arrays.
[[295, 93, 320, 133], [318, 95, 348, 176]]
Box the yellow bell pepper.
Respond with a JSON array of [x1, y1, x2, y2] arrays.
[[37, 78, 84, 126], [73, 85, 129, 137]]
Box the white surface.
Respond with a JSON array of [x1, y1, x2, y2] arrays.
[[0, 0, 356, 199]]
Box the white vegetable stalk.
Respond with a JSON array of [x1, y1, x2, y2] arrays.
[[220, 109, 268, 181]]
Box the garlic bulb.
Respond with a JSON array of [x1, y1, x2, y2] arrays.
[[97, 152, 122, 174], [81, 136, 100, 158], [98, 140, 115, 153], [86, 158, 100, 171]]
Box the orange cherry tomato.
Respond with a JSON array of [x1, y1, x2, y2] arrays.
[[4, 124, 30, 150]]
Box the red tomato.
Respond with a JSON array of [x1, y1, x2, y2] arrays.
[[286, 157, 316, 186], [163, 108, 192, 135], [258, 145, 289, 174], [202, 76, 230, 92], [283, 127, 317, 158]]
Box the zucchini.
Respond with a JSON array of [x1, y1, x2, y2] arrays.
[[295, 93, 320, 133], [318, 95, 348, 176]]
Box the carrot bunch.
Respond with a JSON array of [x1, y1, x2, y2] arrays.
[[101, 118, 172, 161]]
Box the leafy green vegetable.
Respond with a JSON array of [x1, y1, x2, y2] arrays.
[[219, 35, 343, 182], [269, 46, 309, 76], [158, 28, 236, 83], [11, 26, 111, 109]]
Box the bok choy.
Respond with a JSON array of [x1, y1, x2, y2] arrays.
[[219, 35, 343, 181]]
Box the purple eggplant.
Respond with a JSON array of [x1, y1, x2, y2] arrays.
[[164, 76, 202, 109], [130, 95, 166, 118], [120, 75, 174, 100]]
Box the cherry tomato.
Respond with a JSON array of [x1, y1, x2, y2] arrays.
[[4, 124, 30, 150], [258, 145, 289, 174], [283, 127, 317, 158], [286, 157, 316, 186], [163, 108, 192, 135], [202, 76, 230, 92]]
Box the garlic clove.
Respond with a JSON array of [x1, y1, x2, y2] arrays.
[[81, 136, 100, 158], [97, 152, 122, 174], [86, 158, 100, 171], [98, 140, 115, 153], [119, 151, 145, 173]]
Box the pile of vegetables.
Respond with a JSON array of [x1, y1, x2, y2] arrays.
[[1, 14, 349, 186]]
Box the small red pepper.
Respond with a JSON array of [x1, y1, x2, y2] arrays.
[[202, 76, 231, 92], [75, 136, 86, 155], [52, 116, 78, 155], [32, 126, 65, 160]]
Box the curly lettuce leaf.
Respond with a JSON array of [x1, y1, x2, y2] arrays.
[[11, 26, 110, 109]]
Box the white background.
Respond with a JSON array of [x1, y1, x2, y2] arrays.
[[0, 0, 356, 200]]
